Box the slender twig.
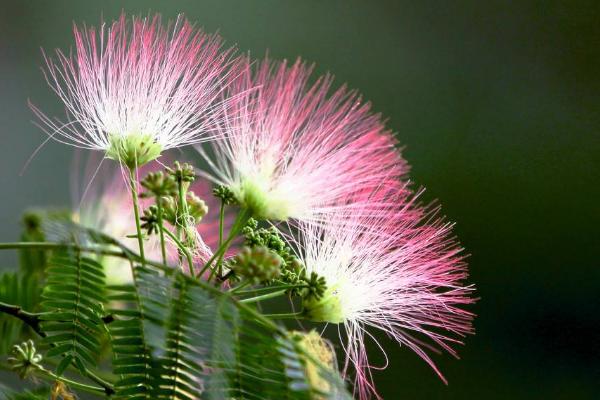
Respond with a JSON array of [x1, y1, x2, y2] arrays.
[[163, 228, 195, 276], [38, 365, 107, 395], [175, 177, 188, 267], [239, 289, 288, 304], [217, 200, 225, 277], [0, 242, 124, 258], [261, 312, 303, 320], [201, 209, 249, 280], [236, 284, 309, 296], [228, 280, 251, 293], [0, 301, 45, 337], [128, 166, 146, 264], [84, 368, 115, 395], [156, 196, 167, 265]]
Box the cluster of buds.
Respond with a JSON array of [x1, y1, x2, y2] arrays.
[[160, 192, 208, 227], [140, 171, 178, 198], [238, 219, 327, 300], [213, 185, 237, 205], [140, 162, 209, 237], [233, 246, 282, 284], [166, 161, 195, 187], [8, 340, 43, 380]]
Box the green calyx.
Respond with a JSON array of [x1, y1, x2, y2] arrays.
[[235, 179, 291, 221], [302, 284, 345, 324], [106, 133, 162, 168]]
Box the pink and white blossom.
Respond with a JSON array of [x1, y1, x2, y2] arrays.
[[297, 187, 475, 400], [196, 57, 407, 224], [32, 13, 236, 157]]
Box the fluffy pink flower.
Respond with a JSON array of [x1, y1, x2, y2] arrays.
[[297, 187, 475, 400], [196, 57, 407, 224], [32, 13, 236, 157]]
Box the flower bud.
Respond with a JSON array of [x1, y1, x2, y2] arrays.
[[140, 171, 177, 197], [233, 246, 282, 283], [166, 161, 195, 186], [187, 191, 209, 224]]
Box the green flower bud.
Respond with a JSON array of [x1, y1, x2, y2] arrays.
[[187, 191, 209, 224], [161, 196, 178, 225], [140, 171, 177, 198], [166, 161, 195, 185], [141, 205, 160, 235], [106, 133, 162, 168], [233, 246, 282, 284], [213, 185, 237, 205]]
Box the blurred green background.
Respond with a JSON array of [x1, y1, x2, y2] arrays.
[[0, 1, 598, 398]]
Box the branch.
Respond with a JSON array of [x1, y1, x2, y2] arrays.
[[0, 301, 45, 337]]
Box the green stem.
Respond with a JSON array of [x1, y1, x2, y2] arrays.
[[236, 284, 309, 296], [239, 289, 288, 304], [84, 369, 115, 395], [262, 312, 304, 320], [128, 166, 146, 264], [0, 242, 124, 258], [38, 365, 108, 395], [228, 280, 251, 293], [0, 301, 45, 337], [176, 178, 189, 266], [163, 228, 195, 276], [156, 196, 167, 265], [217, 200, 225, 277], [201, 209, 249, 280]]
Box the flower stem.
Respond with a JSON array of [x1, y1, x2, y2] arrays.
[[262, 312, 304, 320], [201, 209, 249, 281], [176, 178, 189, 267], [156, 196, 167, 265], [163, 228, 195, 276], [38, 365, 109, 395], [235, 284, 309, 295], [217, 200, 225, 277], [128, 166, 145, 264], [239, 289, 288, 304]]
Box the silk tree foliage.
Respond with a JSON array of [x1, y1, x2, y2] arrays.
[[0, 218, 352, 399]]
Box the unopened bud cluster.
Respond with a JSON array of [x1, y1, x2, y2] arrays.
[[140, 162, 209, 237], [8, 340, 43, 380], [233, 246, 282, 284], [237, 219, 327, 300]]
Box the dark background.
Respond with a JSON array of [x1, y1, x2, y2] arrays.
[[1, 1, 599, 399]]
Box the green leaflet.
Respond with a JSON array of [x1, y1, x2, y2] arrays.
[[39, 249, 106, 375]]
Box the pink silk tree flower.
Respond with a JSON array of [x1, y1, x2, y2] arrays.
[[296, 187, 476, 400], [31, 13, 237, 168], [195, 57, 408, 225]]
